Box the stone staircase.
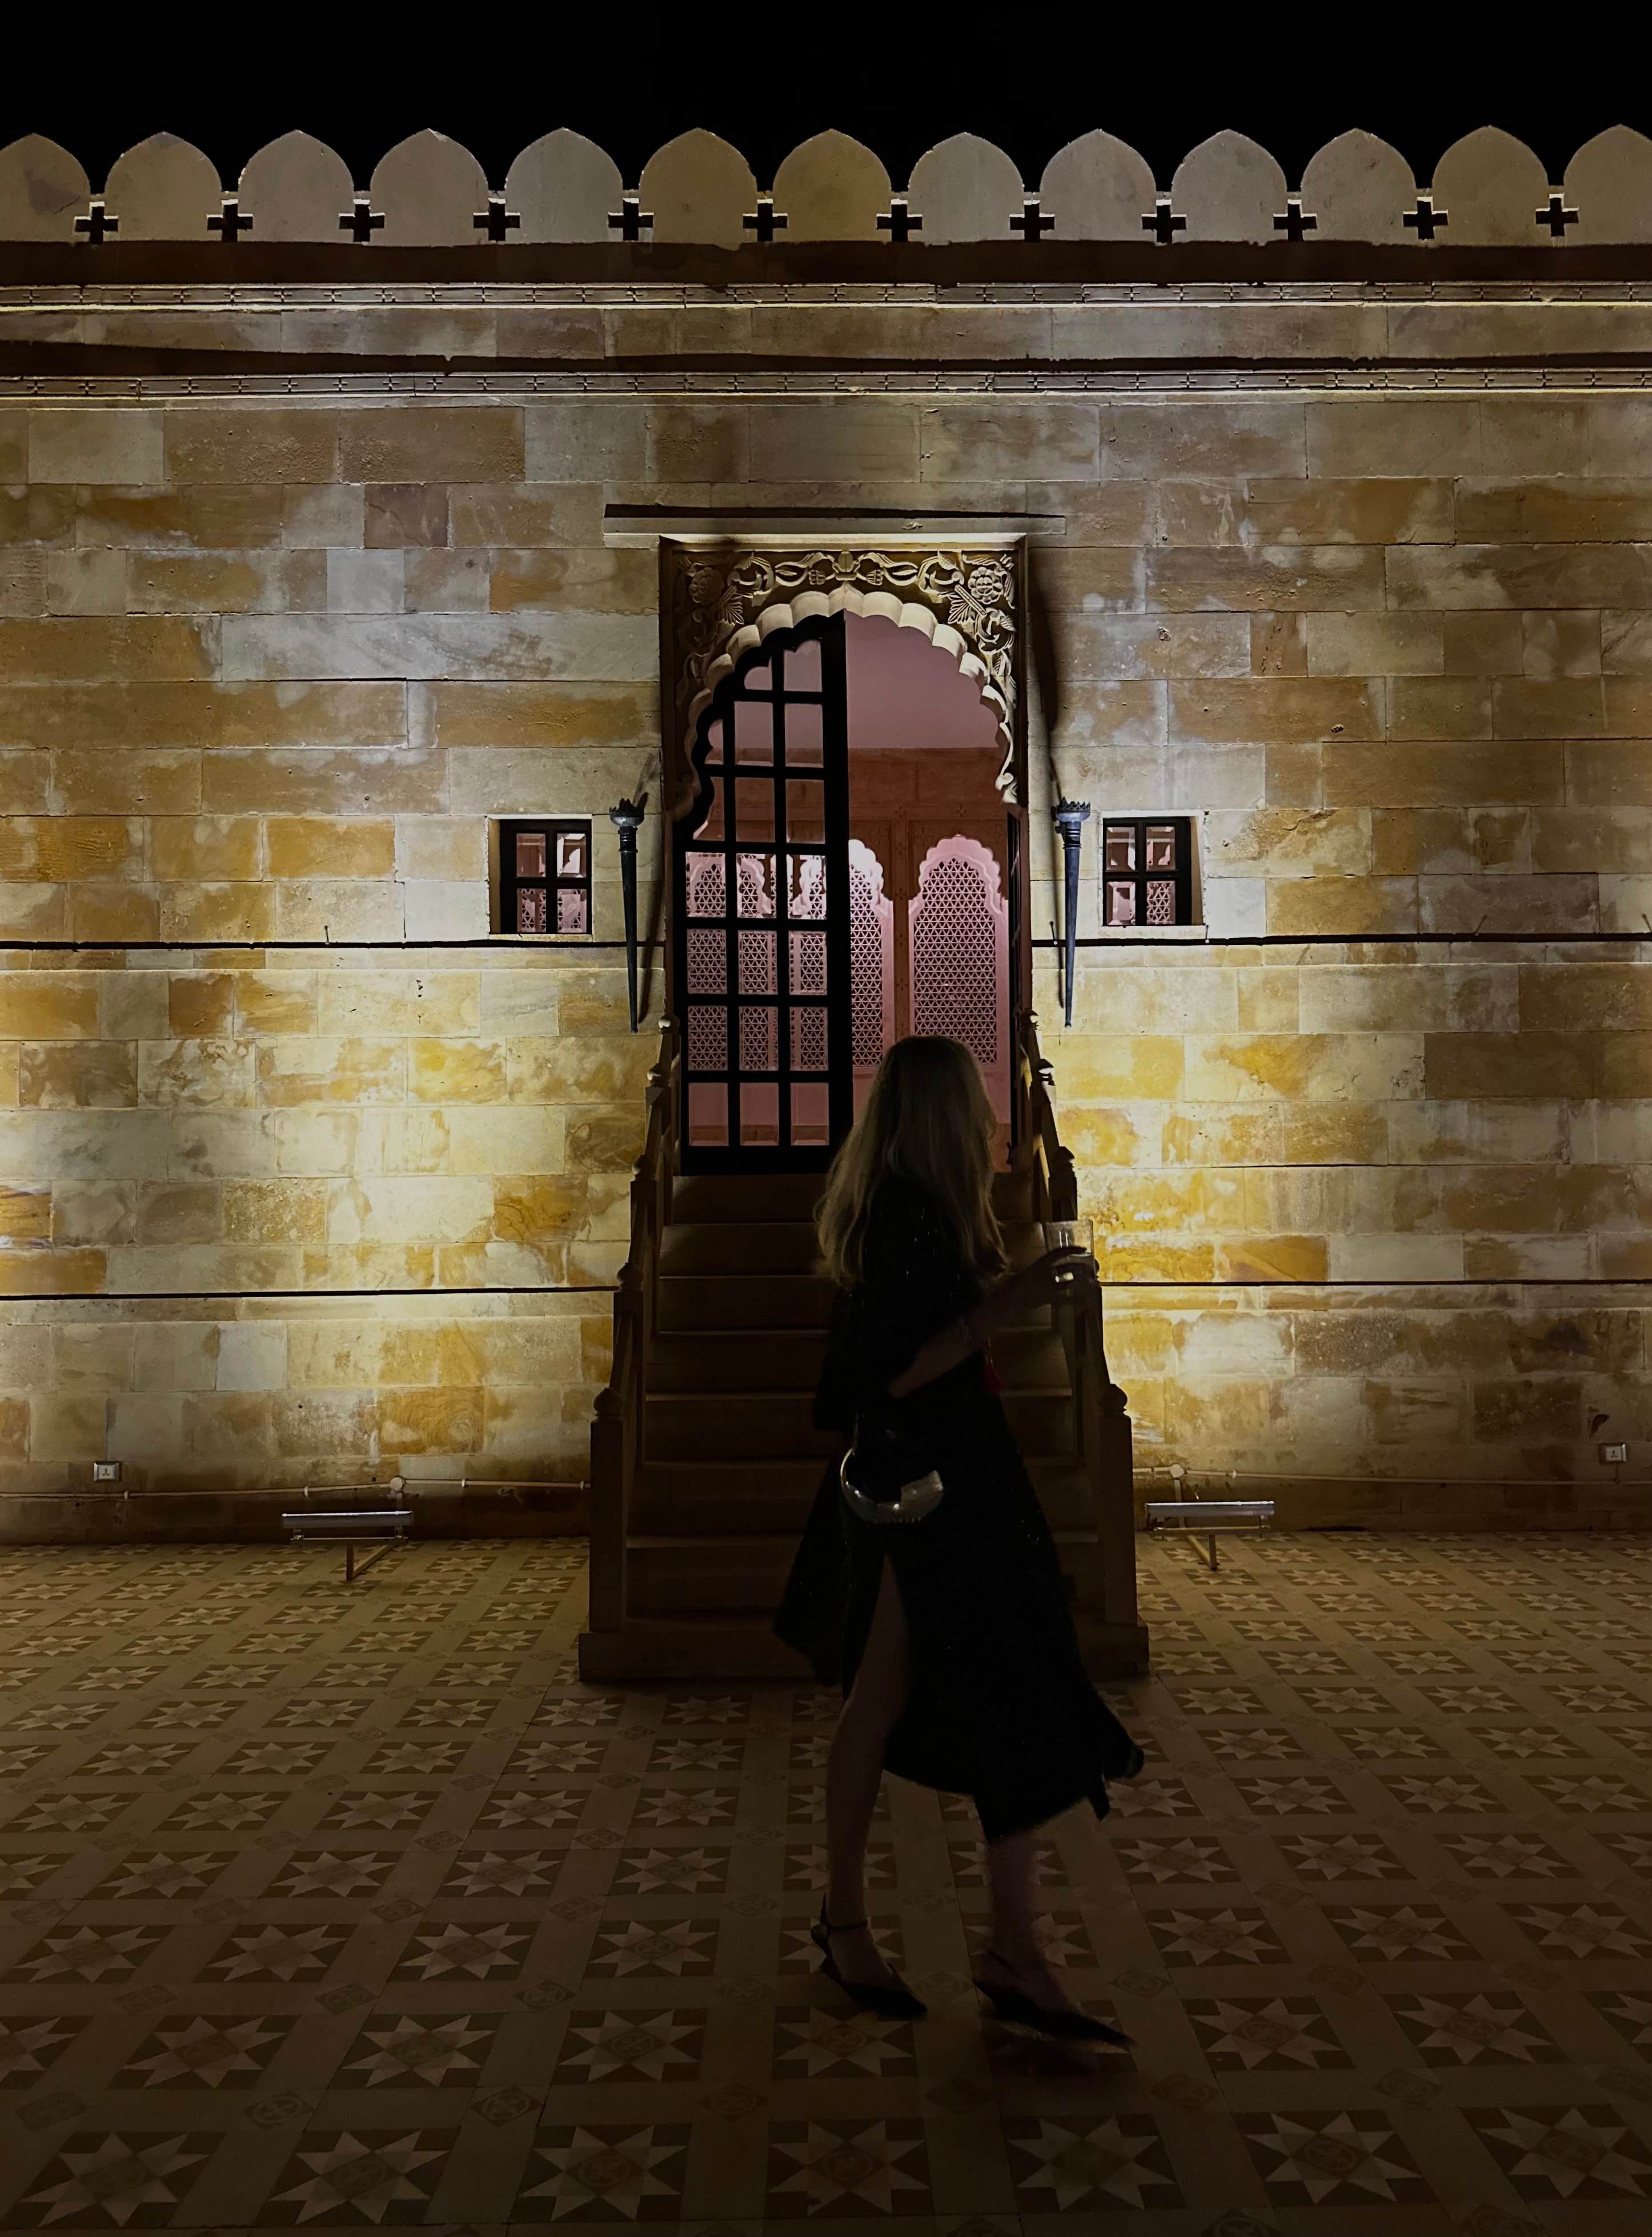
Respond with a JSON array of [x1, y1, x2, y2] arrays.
[[579, 1073, 1146, 1682]]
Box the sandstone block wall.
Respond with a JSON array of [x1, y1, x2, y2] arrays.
[[0, 366, 1647, 1527]]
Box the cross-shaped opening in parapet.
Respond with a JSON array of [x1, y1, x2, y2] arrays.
[[208, 199, 252, 242], [1142, 196, 1185, 244], [339, 197, 384, 243], [474, 198, 520, 243], [1537, 191, 1578, 238], [1402, 194, 1447, 241], [74, 202, 117, 243], [743, 197, 787, 243], [608, 194, 652, 242], [1273, 197, 1316, 243], [876, 197, 921, 243], [1011, 197, 1054, 240]]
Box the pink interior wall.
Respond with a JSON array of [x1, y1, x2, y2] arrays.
[[844, 612, 1000, 751]]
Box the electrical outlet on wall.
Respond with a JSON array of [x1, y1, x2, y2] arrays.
[[91, 1461, 121, 1482], [1601, 1444, 1629, 1465]]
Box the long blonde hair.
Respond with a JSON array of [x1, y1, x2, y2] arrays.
[[816, 1035, 1005, 1289]]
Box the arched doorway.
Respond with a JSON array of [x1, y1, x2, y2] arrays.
[[844, 611, 1017, 1139], [672, 603, 1023, 1169]]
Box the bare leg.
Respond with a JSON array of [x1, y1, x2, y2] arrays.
[[979, 1827, 1087, 2016], [824, 1557, 910, 1987]]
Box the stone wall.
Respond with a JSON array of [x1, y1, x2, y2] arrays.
[[1, 361, 1649, 1528]]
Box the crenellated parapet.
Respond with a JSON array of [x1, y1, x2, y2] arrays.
[[6, 121, 1652, 258]]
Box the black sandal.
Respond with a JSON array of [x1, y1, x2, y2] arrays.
[[975, 1949, 1132, 2047], [811, 1906, 927, 2020]]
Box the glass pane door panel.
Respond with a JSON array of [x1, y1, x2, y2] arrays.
[[738, 1005, 777, 1072], [737, 930, 776, 994], [733, 700, 774, 763], [687, 929, 725, 995], [791, 1081, 829, 1144], [739, 1081, 779, 1145], [791, 1007, 828, 1071], [685, 852, 727, 916], [787, 639, 821, 691], [735, 854, 776, 917], [691, 779, 725, 842], [688, 1081, 729, 1146], [785, 780, 825, 842], [687, 1007, 727, 1070], [733, 777, 775, 840], [784, 700, 823, 763], [790, 928, 827, 997], [787, 853, 827, 920]]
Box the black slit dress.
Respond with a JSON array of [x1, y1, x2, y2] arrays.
[[774, 1175, 1143, 1842]]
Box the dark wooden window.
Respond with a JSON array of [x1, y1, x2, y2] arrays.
[[675, 618, 851, 1168], [1100, 816, 1195, 927], [499, 819, 592, 935]]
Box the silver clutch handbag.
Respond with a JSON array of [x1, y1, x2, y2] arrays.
[[838, 1418, 945, 1527]]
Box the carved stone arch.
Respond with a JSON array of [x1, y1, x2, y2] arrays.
[[664, 539, 1023, 813]]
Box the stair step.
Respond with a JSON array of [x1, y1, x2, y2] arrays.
[[624, 1526, 1104, 1617], [658, 1216, 1048, 1280], [661, 1223, 819, 1276], [636, 1456, 832, 1501], [657, 1274, 835, 1332], [631, 1450, 1089, 1509], [673, 1173, 822, 1222], [643, 1393, 840, 1461], [649, 1331, 828, 1393], [643, 1388, 1075, 1461], [646, 1326, 1069, 1394], [579, 1617, 809, 1683], [669, 1168, 1036, 1225]]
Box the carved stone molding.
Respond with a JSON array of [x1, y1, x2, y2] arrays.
[[663, 539, 1023, 809]]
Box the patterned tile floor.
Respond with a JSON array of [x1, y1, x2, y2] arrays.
[[2, 1533, 1651, 2234]]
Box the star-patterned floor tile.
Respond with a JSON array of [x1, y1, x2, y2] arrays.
[[1004, 2112, 1181, 2210], [1387, 1986, 1562, 2064], [338, 2012, 498, 2087], [262, 2128, 454, 2225], [764, 2117, 930, 2217], [1467, 2103, 1652, 2200], [552, 2009, 704, 2083], [1184, 1994, 1350, 2069], [1146, 1906, 1287, 1966], [11, 2131, 214, 2228], [1238, 2107, 1436, 2206], [115, 2013, 292, 2088]]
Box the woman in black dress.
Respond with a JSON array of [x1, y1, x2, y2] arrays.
[[775, 1035, 1142, 2041]]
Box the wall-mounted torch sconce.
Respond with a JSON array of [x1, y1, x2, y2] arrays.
[[1053, 798, 1090, 1028], [608, 800, 645, 1032]]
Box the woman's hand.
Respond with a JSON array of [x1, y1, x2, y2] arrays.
[[1014, 1246, 1097, 1310]]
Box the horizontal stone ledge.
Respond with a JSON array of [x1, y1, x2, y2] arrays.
[[18, 365, 1652, 402], [14, 242, 1652, 286]]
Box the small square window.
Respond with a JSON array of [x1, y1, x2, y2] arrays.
[[499, 817, 592, 937], [1100, 817, 1195, 928]]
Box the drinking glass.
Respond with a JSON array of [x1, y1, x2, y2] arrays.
[[1041, 1217, 1096, 1285]]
